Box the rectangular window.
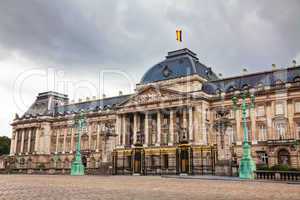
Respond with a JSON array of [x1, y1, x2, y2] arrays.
[[275, 103, 284, 115], [275, 122, 286, 139], [295, 102, 300, 113], [297, 122, 300, 138], [257, 152, 268, 165], [256, 105, 265, 117], [258, 124, 267, 141]]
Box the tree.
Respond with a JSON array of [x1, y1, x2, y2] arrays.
[[0, 136, 11, 155]]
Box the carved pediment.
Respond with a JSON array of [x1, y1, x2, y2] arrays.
[[120, 86, 186, 107]]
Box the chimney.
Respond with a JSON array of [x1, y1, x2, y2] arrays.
[[242, 68, 248, 75], [119, 91, 123, 96], [102, 94, 106, 99], [292, 60, 297, 67], [272, 64, 276, 70]]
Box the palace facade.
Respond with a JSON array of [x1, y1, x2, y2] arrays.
[[7, 48, 300, 175]]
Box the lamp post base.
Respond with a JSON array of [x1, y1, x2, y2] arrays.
[[239, 142, 256, 179], [71, 161, 85, 176]]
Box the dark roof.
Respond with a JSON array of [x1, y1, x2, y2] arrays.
[[56, 94, 132, 114], [202, 66, 300, 94], [24, 91, 69, 117], [140, 48, 219, 84], [22, 91, 132, 118]]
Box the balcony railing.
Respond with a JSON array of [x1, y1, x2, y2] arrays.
[[255, 170, 300, 182]]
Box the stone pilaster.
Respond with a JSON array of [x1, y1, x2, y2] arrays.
[[156, 111, 161, 146], [116, 115, 122, 146], [189, 107, 194, 141], [13, 131, 18, 155], [34, 128, 40, 153], [63, 127, 67, 153], [88, 124, 92, 150], [27, 128, 32, 153], [55, 129, 59, 154], [133, 113, 138, 145], [235, 109, 242, 145], [96, 124, 100, 152], [70, 127, 74, 153], [20, 129, 25, 154], [122, 115, 127, 146], [169, 110, 174, 146], [250, 107, 257, 144], [144, 112, 149, 147]]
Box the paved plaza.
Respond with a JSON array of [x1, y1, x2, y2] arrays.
[[0, 175, 299, 200]]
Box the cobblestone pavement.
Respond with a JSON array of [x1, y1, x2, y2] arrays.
[[0, 175, 299, 200]]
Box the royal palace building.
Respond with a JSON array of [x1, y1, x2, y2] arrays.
[[6, 48, 300, 175]]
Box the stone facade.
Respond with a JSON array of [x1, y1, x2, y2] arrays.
[[8, 48, 300, 175]]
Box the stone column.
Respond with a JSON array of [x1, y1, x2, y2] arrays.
[[122, 115, 127, 146], [27, 128, 32, 154], [266, 102, 273, 140], [183, 108, 188, 141], [156, 111, 161, 146], [20, 129, 25, 154], [169, 110, 174, 146], [144, 112, 149, 147], [189, 107, 194, 141], [63, 127, 67, 153], [287, 100, 294, 139], [14, 131, 18, 154], [34, 128, 40, 153], [96, 124, 100, 152], [55, 129, 59, 154], [250, 107, 257, 144], [10, 131, 15, 155], [88, 123, 92, 150], [70, 127, 74, 153], [235, 109, 242, 145], [133, 113, 138, 145], [116, 115, 122, 146]]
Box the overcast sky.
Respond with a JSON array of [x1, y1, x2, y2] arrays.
[[1, 0, 300, 137]]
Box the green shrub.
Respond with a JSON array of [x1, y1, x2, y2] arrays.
[[270, 164, 290, 171], [256, 164, 270, 170]]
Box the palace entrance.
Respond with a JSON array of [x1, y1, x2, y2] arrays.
[[177, 144, 191, 174], [113, 145, 216, 176], [133, 147, 144, 174]]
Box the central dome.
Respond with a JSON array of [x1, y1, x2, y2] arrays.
[[140, 48, 218, 84]]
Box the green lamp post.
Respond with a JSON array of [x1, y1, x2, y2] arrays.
[[232, 91, 256, 179], [71, 111, 86, 176]]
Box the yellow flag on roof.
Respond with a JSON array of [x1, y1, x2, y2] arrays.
[[176, 29, 182, 42]]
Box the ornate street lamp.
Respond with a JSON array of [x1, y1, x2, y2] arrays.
[[232, 91, 256, 179], [71, 111, 86, 176]]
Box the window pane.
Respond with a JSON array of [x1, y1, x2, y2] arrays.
[[275, 103, 284, 115]]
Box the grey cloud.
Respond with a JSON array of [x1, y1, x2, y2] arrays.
[[0, 0, 300, 77]]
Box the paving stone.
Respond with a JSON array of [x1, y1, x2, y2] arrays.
[[0, 175, 299, 200]]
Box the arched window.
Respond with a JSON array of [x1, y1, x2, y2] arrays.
[[227, 86, 235, 93], [275, 79, 284, 85], [215, 88, 222, 95], [242, 84, 249, 90], [89, 157, 96, 168], [278, 149, 290, 165], [50, 158, 55, 168], [256, 82, 264, 90], [293, 76, 300, 83]]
